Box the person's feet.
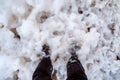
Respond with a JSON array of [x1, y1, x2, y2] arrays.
[[32, 44, 53, 80], [32, 43, 88, 80], [66, 47, 88, 80]]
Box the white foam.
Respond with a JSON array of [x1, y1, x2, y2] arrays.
[[0, 0, 120, 80]]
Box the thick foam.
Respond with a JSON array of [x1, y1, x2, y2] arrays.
[[0, 0, 120, 80]]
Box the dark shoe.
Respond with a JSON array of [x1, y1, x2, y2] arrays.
[[32, 44, 53, 80], [66, 48, 88, 80]]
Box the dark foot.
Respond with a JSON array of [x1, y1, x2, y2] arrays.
[[66, 48, 88, 80], [32, 44, 53, 80], [42, 44, 50, 55]]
